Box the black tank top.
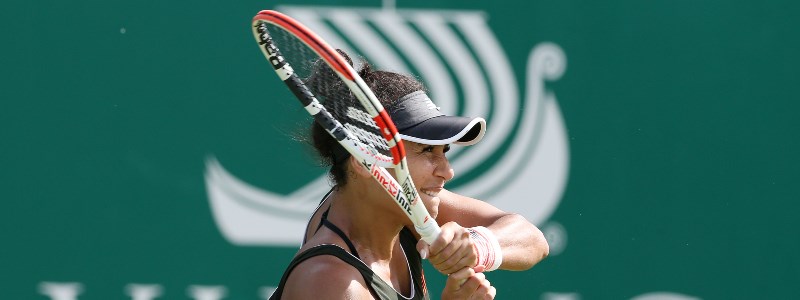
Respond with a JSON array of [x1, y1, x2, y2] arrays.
[[269, 205, 429, 300]]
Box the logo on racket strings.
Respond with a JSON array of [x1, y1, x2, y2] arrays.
[[345, 106, 390, 152]]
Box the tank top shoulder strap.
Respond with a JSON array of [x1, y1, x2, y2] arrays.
[[399, 227, 428, 299], [321, 216, 361, 258], [302, 188, 335, 245], [309, 195, 361, 258]]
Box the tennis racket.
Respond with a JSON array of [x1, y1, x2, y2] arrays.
[[251, 10, 441, 245]]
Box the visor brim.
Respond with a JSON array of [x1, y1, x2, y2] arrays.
[[399, 116, 486, 146]]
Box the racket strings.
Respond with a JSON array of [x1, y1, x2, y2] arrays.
[[265, 23, 392, 158]]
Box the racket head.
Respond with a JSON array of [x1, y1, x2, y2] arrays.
[[252, 10, 405, 168], [252, 10, 441, 244]]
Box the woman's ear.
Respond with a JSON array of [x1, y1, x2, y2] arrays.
[[348, 156, 370, 178]]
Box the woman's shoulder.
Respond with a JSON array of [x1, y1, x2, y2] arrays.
[[282, 245, 373, 299], [289, 247, 361, 276]]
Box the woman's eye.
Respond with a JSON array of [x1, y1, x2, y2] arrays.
[[422, 146, 435, 152]]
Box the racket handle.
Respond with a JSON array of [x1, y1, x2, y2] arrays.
[[416, 221, 441, 245]]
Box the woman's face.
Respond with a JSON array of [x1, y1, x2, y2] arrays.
[[403, 141, 455, 219]]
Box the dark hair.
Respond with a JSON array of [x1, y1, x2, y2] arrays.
[[311, 51, 425, 187]]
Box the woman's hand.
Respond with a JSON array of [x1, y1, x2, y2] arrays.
[[417, 221, 479, 275], [441, 266, 496, 300]]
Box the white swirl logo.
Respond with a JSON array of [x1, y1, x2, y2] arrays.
[[205, 6, 570, 250]]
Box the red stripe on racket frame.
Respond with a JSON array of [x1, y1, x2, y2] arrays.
[[253, 10, 355, 81], [373, 111, 405, 165]]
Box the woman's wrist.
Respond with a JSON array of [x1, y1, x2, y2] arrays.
[[466, 226, 503, 271]]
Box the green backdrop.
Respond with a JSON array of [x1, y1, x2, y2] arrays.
[[2, 0, 798, 299]]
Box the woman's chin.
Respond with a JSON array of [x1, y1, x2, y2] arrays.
[[423, 196, 440, 219]]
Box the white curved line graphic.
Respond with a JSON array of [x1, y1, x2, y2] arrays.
[[328, 10, 411, 74], [205, 157, 329, 245], [205, 157, 327, 212], [279, 8, 359, 61], [369, 11, 458, 114], [446, 13, 520, 172], [457, 43, 568, 224], [412, 11, 489, 129]]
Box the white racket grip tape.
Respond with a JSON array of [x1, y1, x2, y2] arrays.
[[416, 219, 441, 245]]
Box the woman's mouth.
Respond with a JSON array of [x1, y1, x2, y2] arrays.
[[420, 188, 441, 198]]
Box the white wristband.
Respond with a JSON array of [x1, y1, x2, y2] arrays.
[[467, 226, 503, 271]]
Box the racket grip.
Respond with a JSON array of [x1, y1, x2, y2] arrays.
[[416, 222, 441, 245]]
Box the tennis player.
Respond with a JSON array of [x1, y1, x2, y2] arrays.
[[269, 54, 549, 300]]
